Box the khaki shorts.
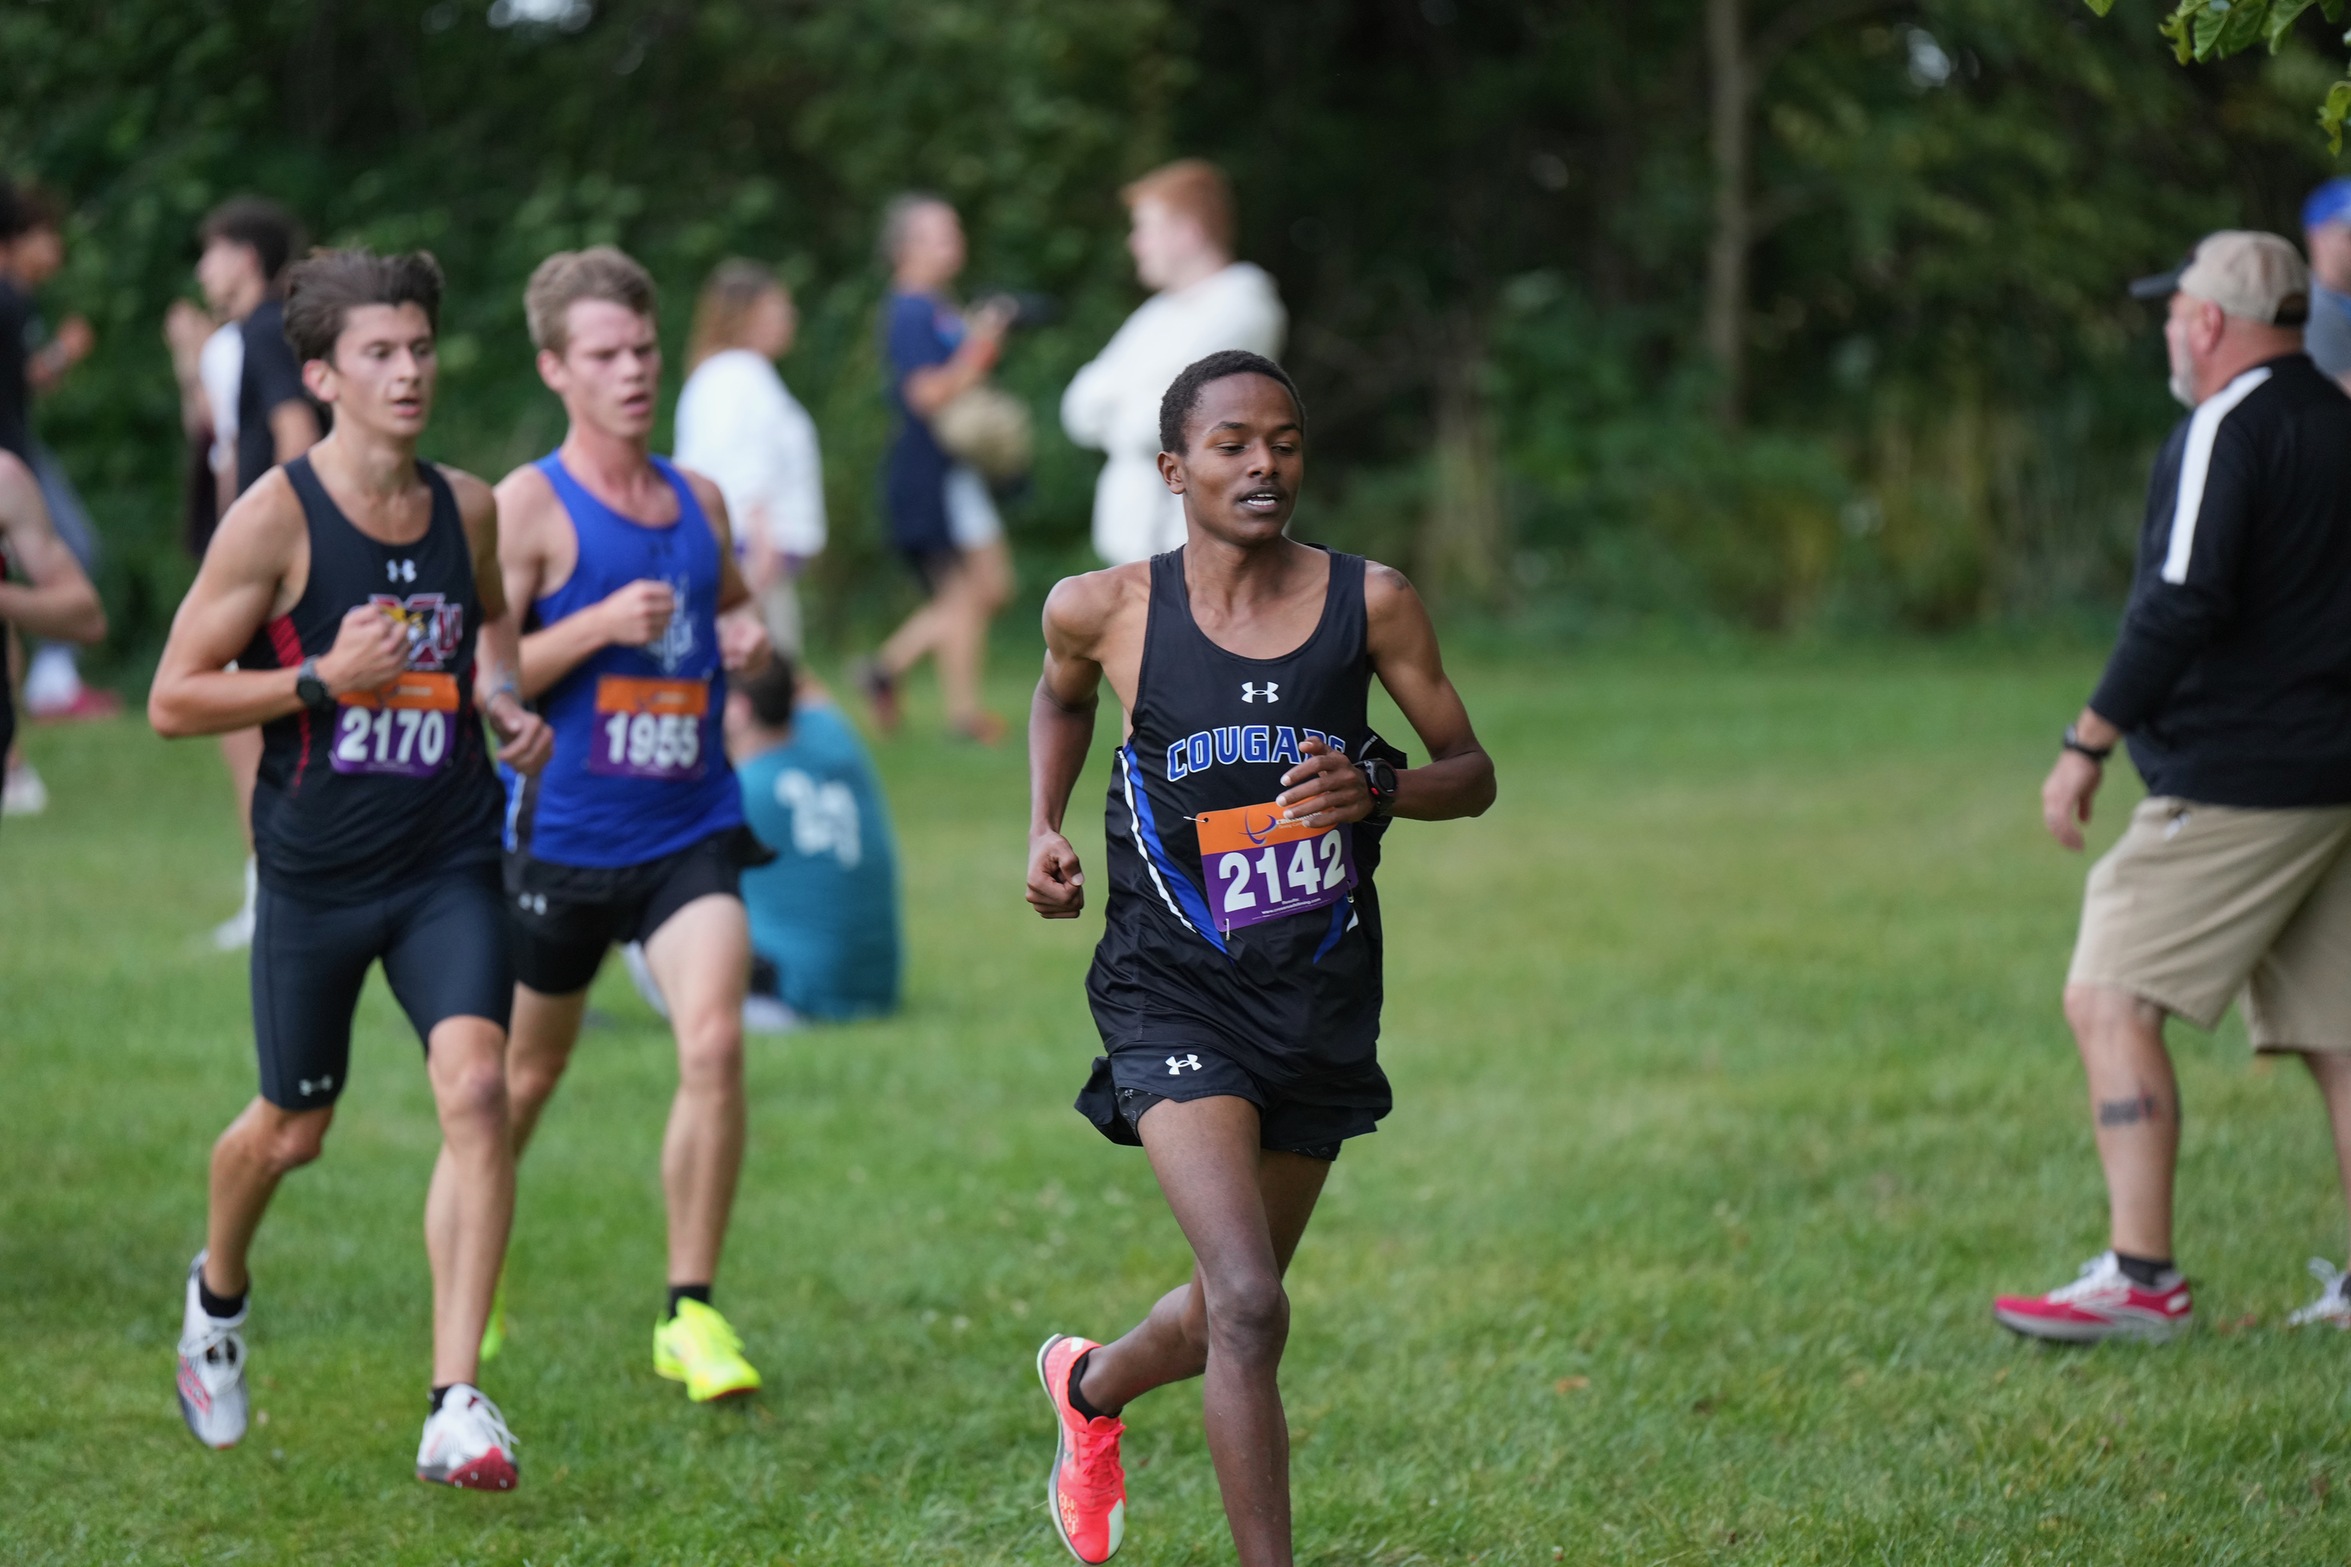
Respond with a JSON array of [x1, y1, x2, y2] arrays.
[[2070, 796, 2351, 1048]]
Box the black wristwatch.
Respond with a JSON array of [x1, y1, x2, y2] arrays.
[[2061, 723, 2113, 764], [294, 656, 333, 711], [1358, 756, 1399, 822]]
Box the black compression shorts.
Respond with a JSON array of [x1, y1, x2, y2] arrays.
[[505, 826, 764, 996], [251, 863, 513, 1111]]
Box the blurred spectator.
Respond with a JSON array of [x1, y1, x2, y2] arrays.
[[857, 194, 1015, 745], [0, 450, 107, 824], [187, 196, 319, 950], [1061, 159, 1286, 564], [0, 179, 109, 725], [625, 654, 901, 1030], [2306, 178, 2351, 392], [675, 259, 826, 655]]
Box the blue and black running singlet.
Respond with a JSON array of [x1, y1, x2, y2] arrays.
[[504, 453, 743, 870], [1087, 546, 1400, 1077], [241, 454, 503, 899]]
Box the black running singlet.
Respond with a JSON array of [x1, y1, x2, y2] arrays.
[[1086, 547, 1400, 1075], [241, 454, 503, 901]]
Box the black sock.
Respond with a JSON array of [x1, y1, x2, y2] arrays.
[[666, 1283, 712, 1320], [1066, 1349, 1114, 1423], [2114, 1251, 2175, 1287], [197, 1275, 246, 1321], [430, 1384, 453, 1414]]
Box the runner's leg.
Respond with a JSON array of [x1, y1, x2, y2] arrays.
[[1099, 1095, 1326, 1567], [505, 985, 592, 1154], [1076, 1140, 1326, 1412], [203, 1100, 333, 1298], [422, 1015, 515, 1389], [642, 893, 751, 1286], [2064, 983, 2181, 1260]]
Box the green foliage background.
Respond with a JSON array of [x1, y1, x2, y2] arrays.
[[3, 0, 2347, 659]]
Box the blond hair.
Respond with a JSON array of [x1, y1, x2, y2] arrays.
[[687, 258, 784, 372], [1121, 159, 1237, 253], [524, 245, 656, 354]]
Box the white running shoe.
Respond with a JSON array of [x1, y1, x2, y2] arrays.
[[416, 1383, 519, 1490], [176, 1252, 249, 1449], [2289, 1258, 2351, 1328], [3, 760, 47, 816], [210, 857, 257, 952]]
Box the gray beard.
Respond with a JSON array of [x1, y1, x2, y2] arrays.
[[2169, 366, 2197, 409]]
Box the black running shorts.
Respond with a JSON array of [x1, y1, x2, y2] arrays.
[[251, 862, 513, 1111], [1075, 1039, 1387, 1162], [505, 826, 763, 997]]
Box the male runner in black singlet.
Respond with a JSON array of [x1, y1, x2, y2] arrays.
[[148, 249, 552, 1489], [1025, 350, 1496, 1566]]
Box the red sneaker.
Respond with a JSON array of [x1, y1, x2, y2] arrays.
[[1993, 1252, 2192, 1343], [1036, 1334, 1125, 1563]]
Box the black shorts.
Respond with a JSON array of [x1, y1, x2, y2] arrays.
[[505, 825, 764, 996], [252, 862, 513, 1111], [1074, 1038, 1389, 1162]]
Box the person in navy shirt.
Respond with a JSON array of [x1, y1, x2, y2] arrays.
[[855, 193, 1016, 744]]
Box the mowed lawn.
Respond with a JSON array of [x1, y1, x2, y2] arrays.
[[9, 642, 2351, 1565]]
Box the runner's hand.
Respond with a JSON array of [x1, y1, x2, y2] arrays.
[[318, 604, 410, 695], [1277, 737, 1371, 829], [719, 609, 770, 672], [598, 579, 676, 647], [2042, 749, 2102, 852], [1028, 830, 1086, 918], [487, 693, 553, 776]]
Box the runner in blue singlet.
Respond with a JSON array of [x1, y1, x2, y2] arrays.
[[493, 245, 773, 1405]]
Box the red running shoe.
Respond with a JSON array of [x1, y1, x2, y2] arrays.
[[1036, 1334, 1126, 1563], [1993, 1251, 2192, 1343]]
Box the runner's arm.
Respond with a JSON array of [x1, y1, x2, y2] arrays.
[[498, 467, 689, 699], [1275, 565, 1493, 827], [147, 472, 407, 738], [0, 453, 105, 644], [450, 467, 552, 774], [686, 468, 771, 673], [1362, 566, 1495, 818], [1027, 574, 1114, 918]]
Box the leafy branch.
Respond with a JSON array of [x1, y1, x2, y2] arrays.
[[2085, 0, 2351, 147]]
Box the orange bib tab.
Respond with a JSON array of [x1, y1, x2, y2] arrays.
[[1194, 802, 1324, 855], [338, 671, 459, 712], [594, 676, 710, 718]]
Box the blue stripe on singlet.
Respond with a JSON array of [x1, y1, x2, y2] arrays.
[[1312, 895, 1350, 964], [1120, 745, 1227, 957]]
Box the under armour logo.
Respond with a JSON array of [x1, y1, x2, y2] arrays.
[[518, 893, 548, 915], [299, 1074, 334, 1097], [1166, 1053, 1202, 1076], [387, 559, 417, 583], [1240, 682, 1279, 705]]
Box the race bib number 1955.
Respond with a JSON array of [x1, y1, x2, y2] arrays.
[[332, 672, 458, 778], [590, 676, 708, 781], [1194, 802, 1357, 934]]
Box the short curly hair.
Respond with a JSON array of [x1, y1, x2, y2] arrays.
[[282, 248, 443, 364], [1157, 349, 1305, 455]]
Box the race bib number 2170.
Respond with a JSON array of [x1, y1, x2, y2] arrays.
[[1194, 802, 1357, 934], [332, 672, 458, 778]]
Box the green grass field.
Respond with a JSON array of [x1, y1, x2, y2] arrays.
[[10, 643, 2351, 1565]]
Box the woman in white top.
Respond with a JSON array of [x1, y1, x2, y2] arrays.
[[675, 260, 827, 653], [1060, 160, 1287, 566]]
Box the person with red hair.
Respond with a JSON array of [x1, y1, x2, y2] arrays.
[[1062, 161, 1286, 566]]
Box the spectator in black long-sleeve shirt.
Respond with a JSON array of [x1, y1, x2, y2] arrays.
[[1995, 231, 2351, 1344]]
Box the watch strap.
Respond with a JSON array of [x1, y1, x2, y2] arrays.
[[2062, 723, 2113, 763]]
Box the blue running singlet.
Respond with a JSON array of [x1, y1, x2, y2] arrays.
[[504, 453, 743, 869]]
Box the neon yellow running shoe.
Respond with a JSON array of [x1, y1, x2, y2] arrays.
[[478, 1273, 510, 1365], [653, 1299, 762, 1402]]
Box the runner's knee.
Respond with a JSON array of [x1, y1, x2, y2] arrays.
[[675, 1011, 744, 1089], [238, 1106, 331, 1173], [1202, 1271, 1288, 1359]]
